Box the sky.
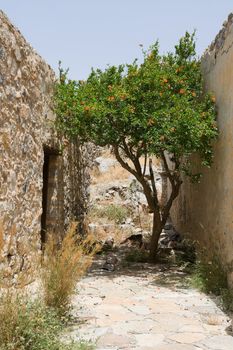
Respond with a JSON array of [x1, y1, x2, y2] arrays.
[[0, 1, 233, 80]]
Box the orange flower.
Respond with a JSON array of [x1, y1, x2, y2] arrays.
[[84, 106, 91, 112], [80, 101, 85, 105], [120, 94, 127, 100], [179, 88, 185, 94], [108, 96, 115, 102], [163, 78, 168, 83], [192, 92, 196, 97]]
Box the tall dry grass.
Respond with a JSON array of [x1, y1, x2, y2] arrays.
[[0, 222, 96, 349], [42, 222, 100, 316]]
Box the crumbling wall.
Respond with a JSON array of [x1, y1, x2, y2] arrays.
[[171, 13, 233, 288], [0, 11, 92, 282]]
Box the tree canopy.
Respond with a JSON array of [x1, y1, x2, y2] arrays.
[[54, 32, 218, 260]]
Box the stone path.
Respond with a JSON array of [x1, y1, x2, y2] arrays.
[[67, 261, 233, 350]]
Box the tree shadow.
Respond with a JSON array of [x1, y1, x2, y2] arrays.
[[87, 247, 191, 290]]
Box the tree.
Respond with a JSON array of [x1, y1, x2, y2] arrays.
[[54, 32, 218, 261]]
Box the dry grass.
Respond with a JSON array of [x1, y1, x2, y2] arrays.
[[0, 223, 96, 349], [91, 150, 161, 185], [41, 222, 100, 315], [89, 222, 133, 246], [133, 210, 152, 232], [1, 133, 10, 152], [91, 163, 130, 184]]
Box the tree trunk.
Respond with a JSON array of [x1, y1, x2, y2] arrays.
[[149, 209, 163, 262]]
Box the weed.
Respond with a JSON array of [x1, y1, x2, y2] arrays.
[[90, 204, 129, 224], [0, 292, 94, 350], [219, 288, 233, 312], [172, 239, 197, 270], [91, 163, 130, 184], [0, 224, 95, 350], [191, 254, 228, 294], [191, 251, 233, 312], [42, 222, 99, 316], [62, 341, 95, 350]]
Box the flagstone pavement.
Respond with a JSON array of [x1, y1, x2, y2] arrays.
[[66, 262, 233, 350]]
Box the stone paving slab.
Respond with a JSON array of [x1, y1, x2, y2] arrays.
[[67, 269, 233, 350]]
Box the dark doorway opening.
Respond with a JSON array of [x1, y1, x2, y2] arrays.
[[41, 152, 50, 246], [41, 147, 64, 248]]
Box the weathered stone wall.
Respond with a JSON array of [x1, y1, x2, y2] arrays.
[[171, 13, 233, 288], [0, 11, 92, 282]]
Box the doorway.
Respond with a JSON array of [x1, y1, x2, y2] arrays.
[[41, 148, 64, 247]]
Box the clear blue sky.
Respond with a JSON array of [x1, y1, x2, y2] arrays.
[[0, 1, 232, 79]]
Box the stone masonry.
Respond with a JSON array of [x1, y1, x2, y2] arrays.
[[0, 11, 92, 281], [171, 13, 233, 288]]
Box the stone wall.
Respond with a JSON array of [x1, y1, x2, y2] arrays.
[[0, 11, 92, 282], [171, 13, 233, 288]]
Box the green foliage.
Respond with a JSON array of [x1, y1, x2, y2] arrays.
[[175, 238, 197, 266], [54, 32, 217, 177], [54, 32, 218, 260], [191, 253, 233, 312], [0, 293, 94, 350], [91, 204, 129, 223], [191, 254, 228, 295]]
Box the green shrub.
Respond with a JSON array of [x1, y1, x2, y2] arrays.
[[191, 254, 227, 294], [0, 225, 95, 350], [91, 205, 129, 223], [176, 239, 197, 265], [0, 292, 95, 350], [191, 252, 233, 312]]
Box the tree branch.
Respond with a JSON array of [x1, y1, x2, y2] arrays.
[[149, 158, 159, 207], [143, 152, 147, 176], [160, 152, 182, 224], [113, 145, 156, 212], [113, 145, 138, 178], [161, 178, 182, 225], [160, 151, 175, 187]]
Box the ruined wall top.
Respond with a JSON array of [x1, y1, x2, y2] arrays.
[[0, 9, 57, 139], [203, 13, 233, 59], [0, 10, 54, 78]]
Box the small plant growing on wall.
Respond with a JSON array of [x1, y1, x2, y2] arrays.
[[54, 32, 218, 261]]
